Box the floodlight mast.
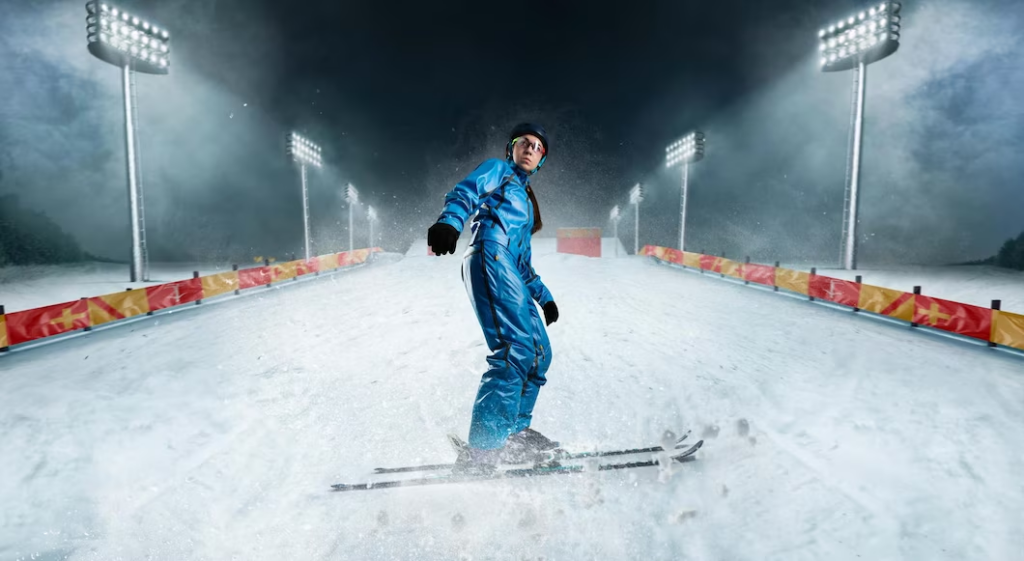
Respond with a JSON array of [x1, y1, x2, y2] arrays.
[[367, 205, 378, 248], [629, 184, 643, 255], [301, 164, 310, 259], [665, 131, 705, 252], [346, 184, 359, 252], [85, 1, 172, 282], [610, 205, 622, 257], [818, 2, 902, 270], [286, 132, 322, 261]]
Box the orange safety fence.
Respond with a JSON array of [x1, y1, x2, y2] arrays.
[[0, 248, 381, 351], [641, 245, 1024, 353]]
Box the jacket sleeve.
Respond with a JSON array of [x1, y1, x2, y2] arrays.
[[436, 158, 509, 232], [522, 242, 554, 306]]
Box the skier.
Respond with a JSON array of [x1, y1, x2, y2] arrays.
[[427, 123, 560, 473]]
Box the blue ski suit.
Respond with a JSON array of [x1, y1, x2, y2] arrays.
[[436, 157, 554, 450]]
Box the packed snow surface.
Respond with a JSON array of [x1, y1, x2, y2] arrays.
[[2, 250, 1022, 560]]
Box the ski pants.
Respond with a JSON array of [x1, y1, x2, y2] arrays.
[[462, 240, 552, 450]]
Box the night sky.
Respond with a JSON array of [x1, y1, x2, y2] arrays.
[[1, 0, 1022, 265]]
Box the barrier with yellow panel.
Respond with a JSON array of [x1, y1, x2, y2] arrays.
[[201, 272, 240, 299], [641, 245, 1024, 353], [88, 289, 151, 327], [0, 247, 382, 352], [775, 268, 810, 296], [992, 311, 1024, 351]]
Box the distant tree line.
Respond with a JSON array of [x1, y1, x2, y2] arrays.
[[993, 230, 1024, 271], [0, 194, 95, 266]]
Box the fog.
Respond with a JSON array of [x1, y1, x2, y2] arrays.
[[626, 0, 1024, 265], [0, 0, 1021, 266]]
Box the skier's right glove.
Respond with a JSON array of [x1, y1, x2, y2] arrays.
[[428, 222, 460, 256], [542, 301, 559, 326]]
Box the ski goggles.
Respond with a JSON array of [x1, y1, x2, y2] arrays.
[[511, 137, 546, 156]]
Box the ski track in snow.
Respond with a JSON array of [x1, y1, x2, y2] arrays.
[[1, 252, 1022, 560]]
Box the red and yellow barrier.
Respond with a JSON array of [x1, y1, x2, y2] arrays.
[[319, 254, 339, 271], [557, 228, 602, 258], [858, 284, 915, 322], [992, 311, 1024, 349], [699, 254, 722, 273], [202, 272, 239, 299], [272, 261, 299, 281], [146, 278, 203, 312], [88, 289, 151, 327], [642, 245, 1024, 353], [0, 247, 382, 350], [912, 295, 992, 342], [775, 268, 810, 296], [239, 266, 273, 289], [809, 275, 861, 308], [741, 263, 776, 287], [6, 299, 92, 346]]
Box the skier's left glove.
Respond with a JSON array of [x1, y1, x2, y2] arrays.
[[427, 222, 460, 256], [542, 301, 559, 326]]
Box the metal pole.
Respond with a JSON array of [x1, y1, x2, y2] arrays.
[[128, 68, 151, 282], [680, 161, 689, 251], [122, 64, 143, 282], [614, 220, 618, 257], [845, 61, 867, 271], [301, 163, 311, 261], [349, 200, 354, 252], [634, 202, 640, 255], [369, 218, 374, 249]]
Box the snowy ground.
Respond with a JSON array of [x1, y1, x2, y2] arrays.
[[1, 250, 1023, 560]]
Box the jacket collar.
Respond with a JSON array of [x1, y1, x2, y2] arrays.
[[507, 158, 532, 183]]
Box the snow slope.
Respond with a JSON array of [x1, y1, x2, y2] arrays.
[[1, 252, 1022, 560]]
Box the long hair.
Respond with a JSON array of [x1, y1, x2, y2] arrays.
[[527, 185, 542, 234]]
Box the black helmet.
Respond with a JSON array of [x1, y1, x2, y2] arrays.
[[509, 122, 549, 156]]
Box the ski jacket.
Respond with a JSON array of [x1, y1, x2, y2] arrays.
[[436, 158, 553, 306]]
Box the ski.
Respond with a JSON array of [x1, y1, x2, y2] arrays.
[[331, 439, 702, 492], [372, 430, 692, 475]]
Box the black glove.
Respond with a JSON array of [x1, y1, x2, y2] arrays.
[[427, 222, 460, 256], [542, 301, 559, 326]]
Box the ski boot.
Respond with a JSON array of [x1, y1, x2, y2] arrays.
[[452, 446, 501, 476], [502, 428, 563, 465]]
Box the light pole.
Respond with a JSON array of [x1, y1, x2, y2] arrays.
[[818, 2, 903, 270], [85, 1, 171, 282], [665, 131, 705, 252], [345, 183, 359, 252], [367, 205, 378, 248], [629, 183, 643, 255], [609, 205, 622, 257], [286, 132, 322, 261]]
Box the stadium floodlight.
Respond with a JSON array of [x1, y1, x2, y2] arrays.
[[86, 1, 172, 282], [367, 205, 378, 248], [610, 205, 622, 257], [629, 183, 643, 255], [345, 183, 359, 252], [665, 131, 706, 252], [287, 132, 321, 261], [818, 1, 903, 270], [86, 1, 171, 74]]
